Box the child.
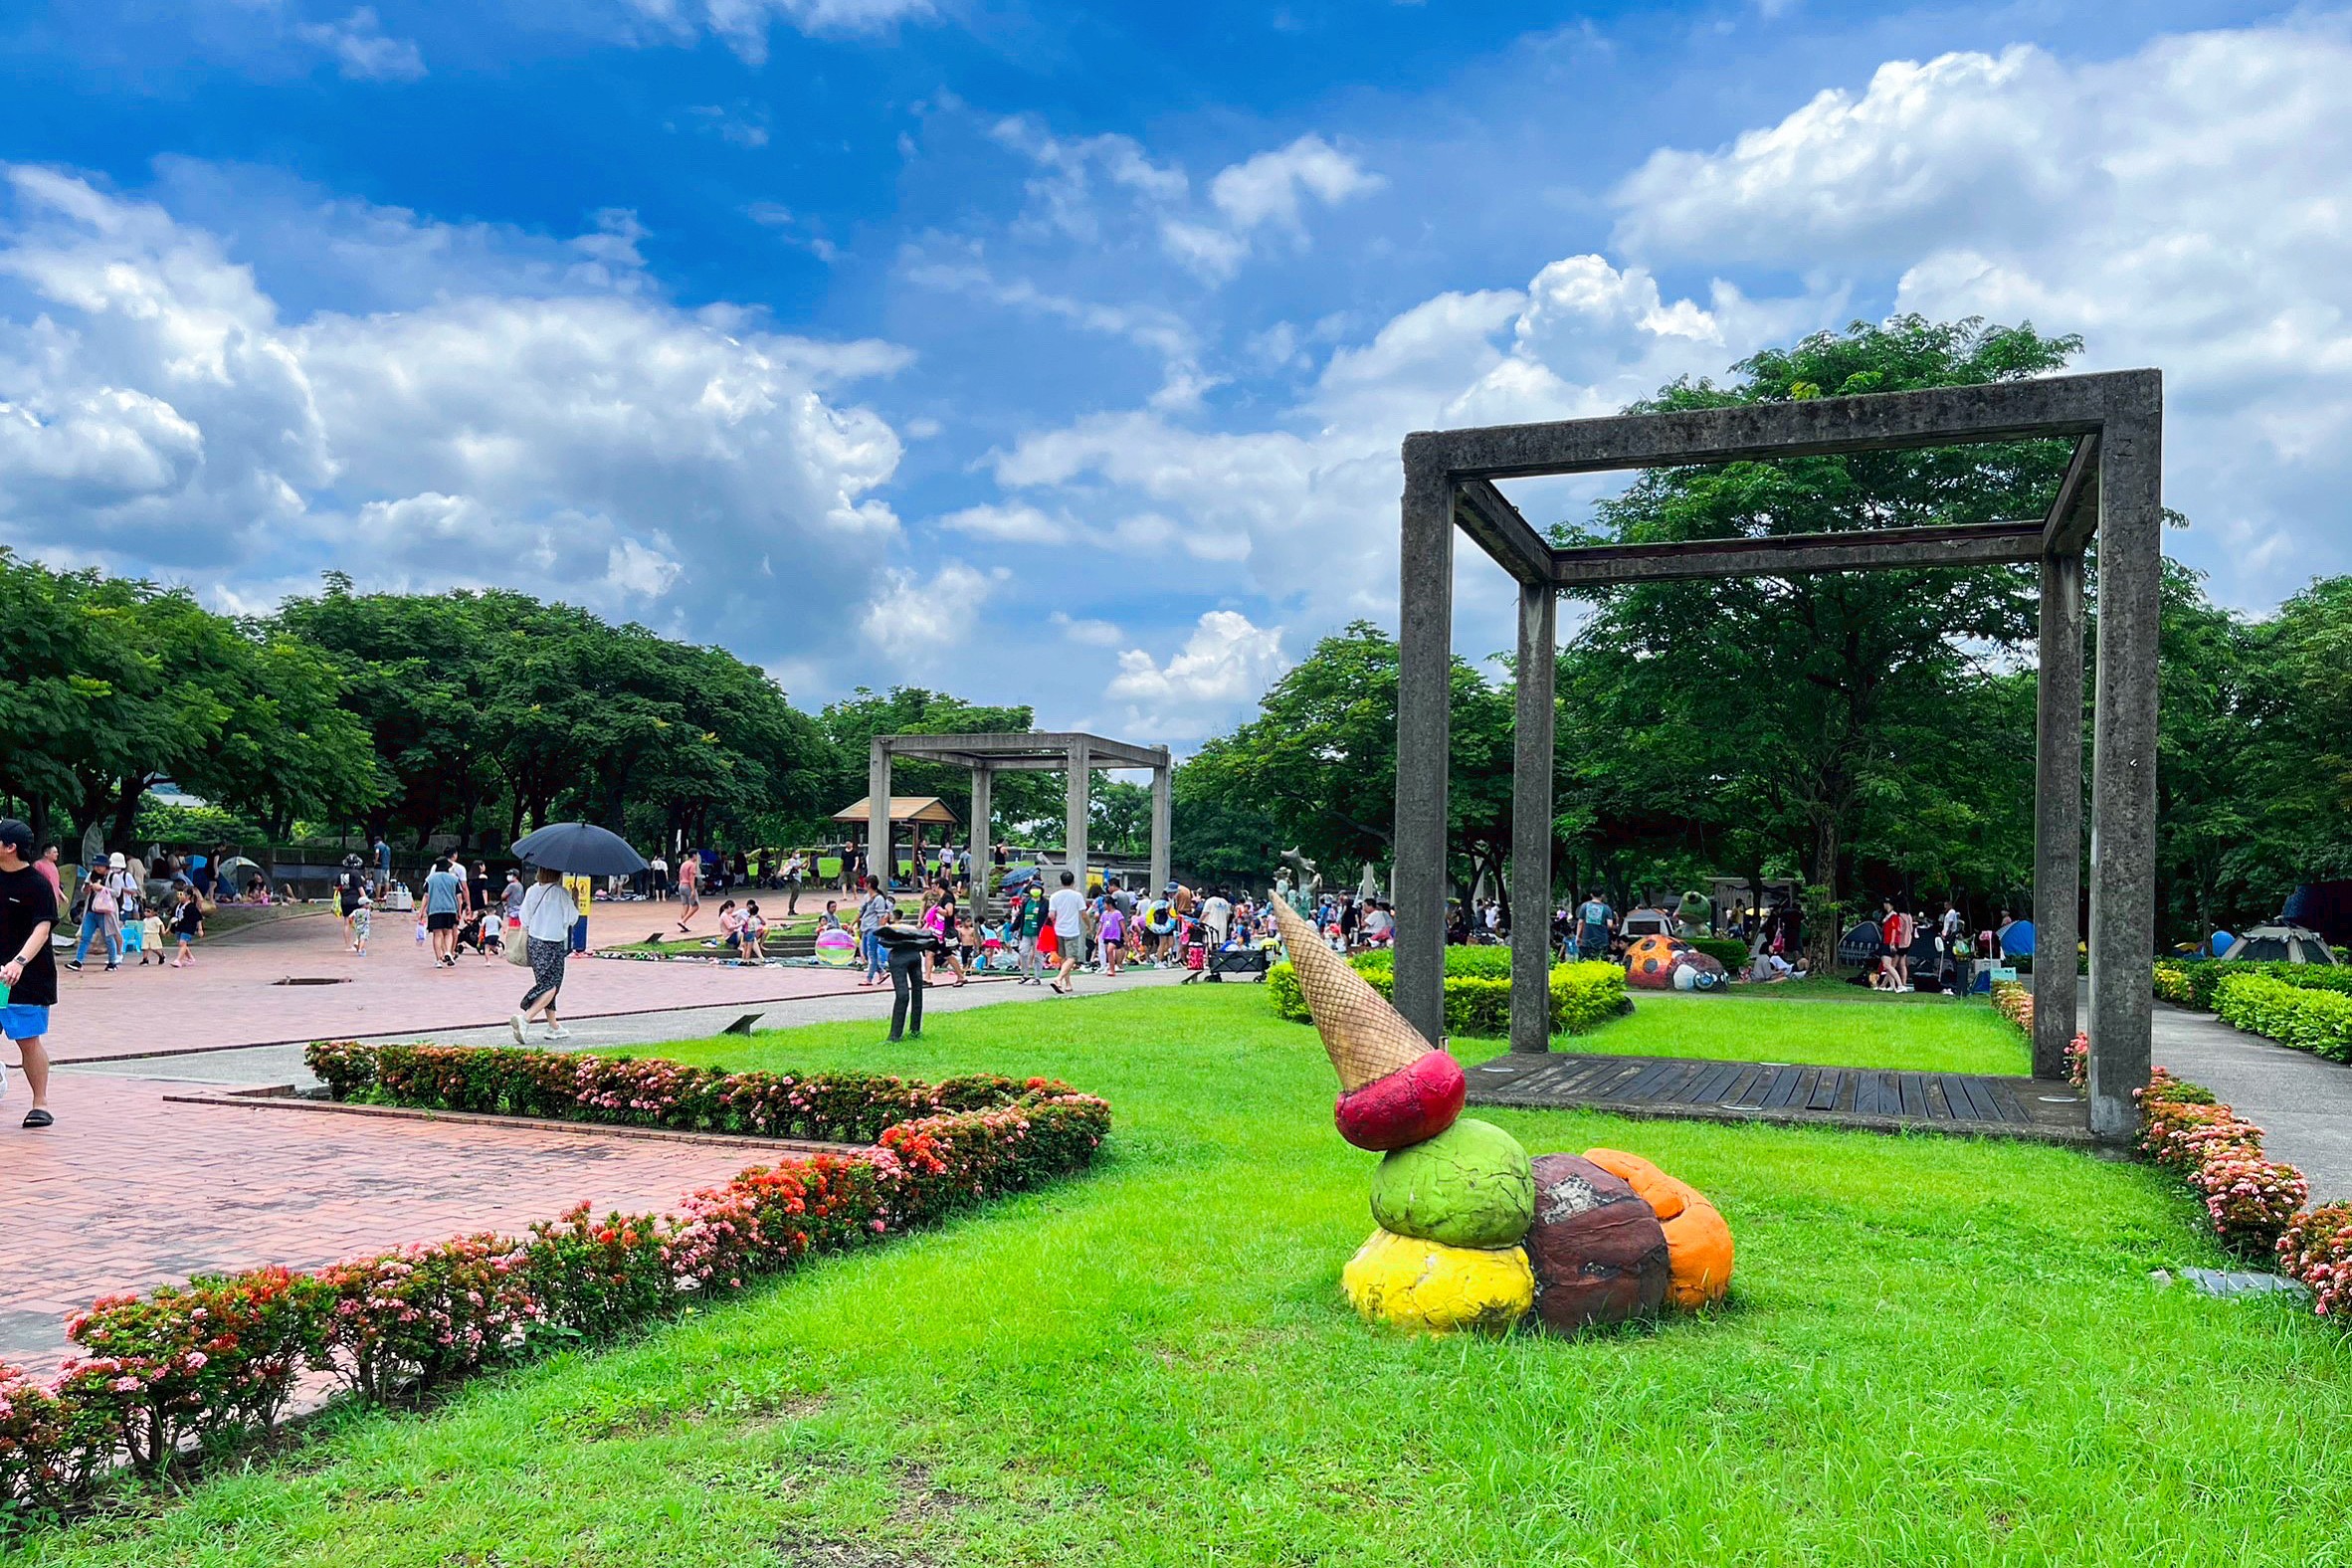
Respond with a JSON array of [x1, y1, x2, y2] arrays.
[[350, 885, 373, 957], [1097, 901, 1126, 976], [137, 904, 165, 967], [474, 901, 499, 963], [979, 918, 1008, 972], [171, 891, 204, 966], [118, 887, 146, 966]]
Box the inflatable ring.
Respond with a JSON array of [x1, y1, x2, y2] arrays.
[[1143, 903, 1176, 936]]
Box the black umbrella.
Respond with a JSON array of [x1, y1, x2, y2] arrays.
[[510, 822, 649, 877]]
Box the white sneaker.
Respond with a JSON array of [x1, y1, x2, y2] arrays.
[[542, 1025, 573, 1041], [509, 1012, 527, 1046]]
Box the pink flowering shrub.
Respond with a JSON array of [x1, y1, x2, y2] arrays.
[[0, 1078, 1110, 1532], [2277, 1204, 2352, 1321], [2136, 1070, 2306, 1256]]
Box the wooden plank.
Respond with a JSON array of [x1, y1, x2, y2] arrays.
[[1728, 1067, 1780, 1108], [1947, 1074, 1998, 1124], [1685, 1062, 1746, 1104], [1766, 1068, 1814, 1110], [1899, 1075, 1928, 1118], [1623, 1060, 1698, 1102], [1808, 1070, 1844, 1111]]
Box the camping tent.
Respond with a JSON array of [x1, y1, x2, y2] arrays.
[[2220, 924, 2341, 965]]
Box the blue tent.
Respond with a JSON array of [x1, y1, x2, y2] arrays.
[[1999, 918, 2037, 960]]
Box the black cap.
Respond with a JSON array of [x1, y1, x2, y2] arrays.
[[0, 819, 32, 856]]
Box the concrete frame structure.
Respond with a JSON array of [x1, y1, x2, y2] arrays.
[[1394, 370, 2163, 1144], [867, 731, 1174, 897]]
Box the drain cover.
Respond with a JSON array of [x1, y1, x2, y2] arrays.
[[273, 976, 351, 986]]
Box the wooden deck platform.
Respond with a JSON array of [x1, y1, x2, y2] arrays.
[[1466, 1051, 2092, 1144]]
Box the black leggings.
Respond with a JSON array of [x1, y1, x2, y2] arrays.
[[887, 947, 925, 1040]]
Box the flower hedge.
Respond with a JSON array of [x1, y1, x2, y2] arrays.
[[2279, 1205, 2352, 1323], [1267, 952, 1629, 1038], [0, 1075, 1109, 1533], [2210, 973, 2352, 1065], [305, 1041, 1070, 1144], [2135, 1070, 2309, 1256]]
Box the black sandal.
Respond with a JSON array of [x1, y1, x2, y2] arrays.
[[23, 1108, 54, 1129]]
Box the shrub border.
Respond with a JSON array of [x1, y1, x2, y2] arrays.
[[1266, 953, 1630, 1039], [0, 1069, 1109, 1533]]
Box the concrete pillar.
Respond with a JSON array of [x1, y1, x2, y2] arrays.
[[2087, 395, 2163, 1143], [2032, 550, 2085, 1079], [1148, 753, 1172, 895], [1509, 579, 1558, 1055], [1393, 454, 1455, 1043], [969, 764, 993, 901], [867, 740, 891, 891], [1065, 739, 1090, 895]]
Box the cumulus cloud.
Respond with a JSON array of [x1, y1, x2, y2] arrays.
[[1105, 611, 1289, 739], [1608, 23, 2352, 606], [622, 0, 933, 63], [856, 561, 998, 671], [0, 163, 908, 629], [1208, 135, 1384, 233], [294, 7, 426, 81]]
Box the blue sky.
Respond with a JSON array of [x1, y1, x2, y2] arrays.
[[2, 1, 2345, 743]]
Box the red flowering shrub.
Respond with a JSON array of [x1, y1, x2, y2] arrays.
[[2278, 1204, 2352, 1321], [2136, 1070, 2306, 1256], [0, 1077, 1111, 1529]]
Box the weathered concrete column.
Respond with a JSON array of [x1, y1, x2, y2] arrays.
[[1065, 738, 1090, 895], [1148, 752, 1172, 894], [2087, 383, 2163, 1143], [1509, 579, 1558, 1055], [867, 740, 891, 891], [2031, 549, 2086, 1079], [1393, 443, 1454, 1043], [968, 763, 992, 899]]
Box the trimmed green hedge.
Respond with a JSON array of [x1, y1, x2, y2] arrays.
[[2154, 959, 2352, 1012], [2212, 973, 2352, 1063], [1267, 950, 1629, 1039], [1684, 937, 1751, 971]]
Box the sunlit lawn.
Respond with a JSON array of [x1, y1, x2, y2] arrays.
[[20, 986, 2348, 1567], [1555, 986, 2029, 1076]]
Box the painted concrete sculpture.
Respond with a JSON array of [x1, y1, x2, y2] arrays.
[[1274, 897, 1734, 1333], [1624, 933, 1728, 992]]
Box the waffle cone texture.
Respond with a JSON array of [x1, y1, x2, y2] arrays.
[[1272, 896, 1433, 1091]]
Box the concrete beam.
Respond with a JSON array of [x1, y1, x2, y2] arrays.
[[1393, 452, 1455, 1043], [2086, 384, 2163, 1143], [1454, 477, 1555, 588], [1409, 371, 2144, 481], [2043, 434, 2102, 556], [867, 740, 890, 890], [2032, 550, 2085, 1079], [1509, 579, 1558, 1055], [1551, 519, 2043, 586]]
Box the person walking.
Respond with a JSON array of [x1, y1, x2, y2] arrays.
[[372, 834, 392, 890], [857, 876, 894, 988], [169, 885, 204, 965], [783, 850, 805, 915], [510, 869, 576, 1043], [648, 852, 669, 902], [1048, 870, 1085, 995], [1574, 889, 1615, 960], [1, 820, 60, 1128], [422, 856, 465, 967], [676, 851, 701, 931], [1015, 882, 1046, 985], [67, 854, 122, 973]]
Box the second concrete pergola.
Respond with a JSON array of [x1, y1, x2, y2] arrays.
[[1391, 369, 2164, 1145], [868, 731, 1174, 896]]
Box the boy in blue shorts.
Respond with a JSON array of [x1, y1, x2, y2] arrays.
[[0, 819, 59, 1129]]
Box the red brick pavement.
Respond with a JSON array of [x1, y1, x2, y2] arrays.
[[39, 906, 869, 1061], [0, 1075, 783, 1372]]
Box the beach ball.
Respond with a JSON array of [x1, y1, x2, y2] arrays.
[[814, 927, 859, 967]]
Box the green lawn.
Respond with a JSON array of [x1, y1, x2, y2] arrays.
[[1552, 988, 2030, 1076], [21, 987, 2350, 1566]]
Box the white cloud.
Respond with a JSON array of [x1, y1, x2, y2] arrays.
[[1608, 23, 2352, 607], [1104, 611, 1288, 739], [622, 0, 933, 63], [0, 164, 908, 633], [856, 561, 996, 670], [1208, 135, 1384, 233], [1052, 611, 1122, 647], [939, 500, 1072, 544], [294, 7, 426, 81]]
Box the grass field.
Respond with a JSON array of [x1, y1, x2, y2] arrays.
[[1558, 987, 2029, 1076], [20, 986, 2351, 1567]]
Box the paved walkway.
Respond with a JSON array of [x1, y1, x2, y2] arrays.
[[0, 1075, 774, 1373], [2154, 1004, 2352, 1203]]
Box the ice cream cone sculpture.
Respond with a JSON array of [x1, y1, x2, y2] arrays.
[[1275, 900, 1733, 1333]]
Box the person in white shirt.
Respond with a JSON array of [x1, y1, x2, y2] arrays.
[[648, 854, 669, 902], [1048, 870, 1086, 995], [1202, 889, 1233, 948], [510, 869, 577, 1043]]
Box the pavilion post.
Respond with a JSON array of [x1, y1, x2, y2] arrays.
[[2086, 379, 2163, 1143], [867, 740, 891, 892], [969, 764, 993, 899], [1149, 753, 1172, 895], [1394, 447, 1454, 1044], [1509, 579, 1558, 1055], [2031, 549, 2086, 1079], [1065, 737, 1090, 895]]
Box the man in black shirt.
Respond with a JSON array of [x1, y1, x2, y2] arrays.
[[0, 819, 60, 1128]]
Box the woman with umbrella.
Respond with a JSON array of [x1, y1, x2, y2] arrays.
[[505, 823, 647, 1046]]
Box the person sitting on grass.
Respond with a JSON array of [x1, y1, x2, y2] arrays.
[[815, 898, 843, 933], [734, 900, 767, 962], [715, 898, 741, 949]]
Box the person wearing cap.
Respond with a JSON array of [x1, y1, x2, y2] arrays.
[[69, 850, 132, 973], [0, 819, 60, 1127]]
